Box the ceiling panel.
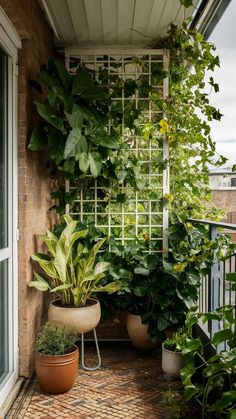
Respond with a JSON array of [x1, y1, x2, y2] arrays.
[[117, 0, 135, 44], [40, 0, 200, 48], [84, 0, 103, 44], [101, 0, 118, 44], [67, 0, 90, 45]]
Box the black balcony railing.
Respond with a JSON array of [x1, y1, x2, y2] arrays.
[[187, 218, 236, 350]]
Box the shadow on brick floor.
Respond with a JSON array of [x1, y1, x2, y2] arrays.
[[6, 343, 201, 419]]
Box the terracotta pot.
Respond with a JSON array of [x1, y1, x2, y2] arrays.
[[162, 344, 184, 378], [126, 313, 157, 349], [48, 298, 101, 334], [35, 347, 78, 394]]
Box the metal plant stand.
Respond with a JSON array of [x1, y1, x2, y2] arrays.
[[81, 328, 101, 371]]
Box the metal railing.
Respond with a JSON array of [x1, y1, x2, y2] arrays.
[[187, 218, 236, 348]]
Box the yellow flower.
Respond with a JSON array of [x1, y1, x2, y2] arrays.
[[159, 118, 169, 134], [173, 263, 187, 273]]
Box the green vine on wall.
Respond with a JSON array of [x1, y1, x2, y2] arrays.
[[28, 9, 228, 223]]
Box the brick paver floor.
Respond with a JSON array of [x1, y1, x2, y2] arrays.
[[6, 343, 201, 419]]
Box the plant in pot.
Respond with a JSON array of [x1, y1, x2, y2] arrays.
[[161, 307, 197, 378], [35, 323, 79, 394], [29, 214, 121, 334]]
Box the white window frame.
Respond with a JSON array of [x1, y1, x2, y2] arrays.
[[0, 6, 21, 408]]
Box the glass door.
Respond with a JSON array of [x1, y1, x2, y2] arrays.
[[0, 39, 18, 405], [0, 46, 10, 386]]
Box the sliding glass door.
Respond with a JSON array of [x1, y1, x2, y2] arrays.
[[0, 28, 18, 404], [0, 46, 10, 386]]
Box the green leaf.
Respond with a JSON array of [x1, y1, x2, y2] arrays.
[[226, 272, 236, 282], [64, 128, 88, 159], [134, 267, 150, 276], [63, 159, 75, 175], [94, 262, 111, 276], [228, 409, 236, 419], [88, 152, 102, 178], [91, 282, 121, 293], [50, 284, 72, 292], [180, 364, 196, 386], [34, 101, 64, 131], [48, 128, 65, 165], [37, 70, 60, 88], [181, 338, 202, 354], [65, 105, 83, 129], [91, 132, 119, 149], [212, 329, 233, 346], [180, 0, 193, 7], [28, 125, 47, 150], [29, 271, 50, 291], [72, 67, 108, 100], [79, 152, 90, 173], [54, 60, 71, 89]]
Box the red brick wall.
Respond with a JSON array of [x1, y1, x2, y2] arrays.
[[0, 0, 56, 377]]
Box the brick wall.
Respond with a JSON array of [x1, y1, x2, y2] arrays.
[[0, 0, 56, 377]]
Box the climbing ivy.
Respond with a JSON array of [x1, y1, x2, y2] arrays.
[[28, 8, 228, 223]]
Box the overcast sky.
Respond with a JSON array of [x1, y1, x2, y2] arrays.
[[206, 0, 236, 169]]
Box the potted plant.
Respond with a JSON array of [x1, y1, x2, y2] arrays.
[[161, 325, 190, 378], [29, 215, 121, 333], [35, 323, 79, 394]]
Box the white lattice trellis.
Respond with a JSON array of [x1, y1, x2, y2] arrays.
[[65, 48, 169, 250]]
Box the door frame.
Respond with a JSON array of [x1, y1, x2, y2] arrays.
[[0, 6, 21, 407]]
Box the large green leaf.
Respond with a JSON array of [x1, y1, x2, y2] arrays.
[[52, 85, 73, 113], [54, 60, 71, 89], [28, 271, 50, 291], [37, 70, 60, 88], [64, 128, 88, 159], [65, 105, 83, 129], [91, 282, 121, 293], [54, 242, 68, 283], [91, 132, 119, 149], [39, 232, 58, 257], [212, 328, 233, 346], [94, 262, 111, 276], [72, 67, 108, 100], [88, 152, 102, 178], [226, 272, 236, 282], [34, 102, 64, 131], [79, 152, 90, 173], [48, 127, 65, 165], [50, 284, 72, 293], [28, 125, 47, 150]]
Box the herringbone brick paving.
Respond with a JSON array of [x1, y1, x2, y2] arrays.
[[6, 343, 201, 419]]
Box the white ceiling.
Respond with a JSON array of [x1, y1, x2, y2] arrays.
[[40, 0, 200, 48]]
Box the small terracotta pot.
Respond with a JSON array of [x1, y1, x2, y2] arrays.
[[126, 313, 157, 349], [48, 298, 101, 334], [162, 344, 184, 378], [35, 347, 79, 394]]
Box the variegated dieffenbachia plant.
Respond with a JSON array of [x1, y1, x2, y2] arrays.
[[29, 215, 120, 307]]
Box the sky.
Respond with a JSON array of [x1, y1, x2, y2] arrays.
[[206, 0, 236, 169]]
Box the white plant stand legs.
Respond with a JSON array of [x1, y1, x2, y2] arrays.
[[81, 328, 101, 371]]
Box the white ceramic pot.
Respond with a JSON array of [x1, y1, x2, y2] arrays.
[[162, 344, 184, 378], [48, 298, 101, 334], [126, 313, 158, 349]]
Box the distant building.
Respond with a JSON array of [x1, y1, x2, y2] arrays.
[[209, 168, 236, 241], [209, 168, 236, 191]]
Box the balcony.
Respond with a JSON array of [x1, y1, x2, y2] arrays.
[[0, 0, 236, 418]]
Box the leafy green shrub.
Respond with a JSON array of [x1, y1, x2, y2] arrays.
[[35, 323, 78, 355]]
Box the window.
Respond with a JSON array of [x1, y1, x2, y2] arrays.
[[231, 178, 236, 187]]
